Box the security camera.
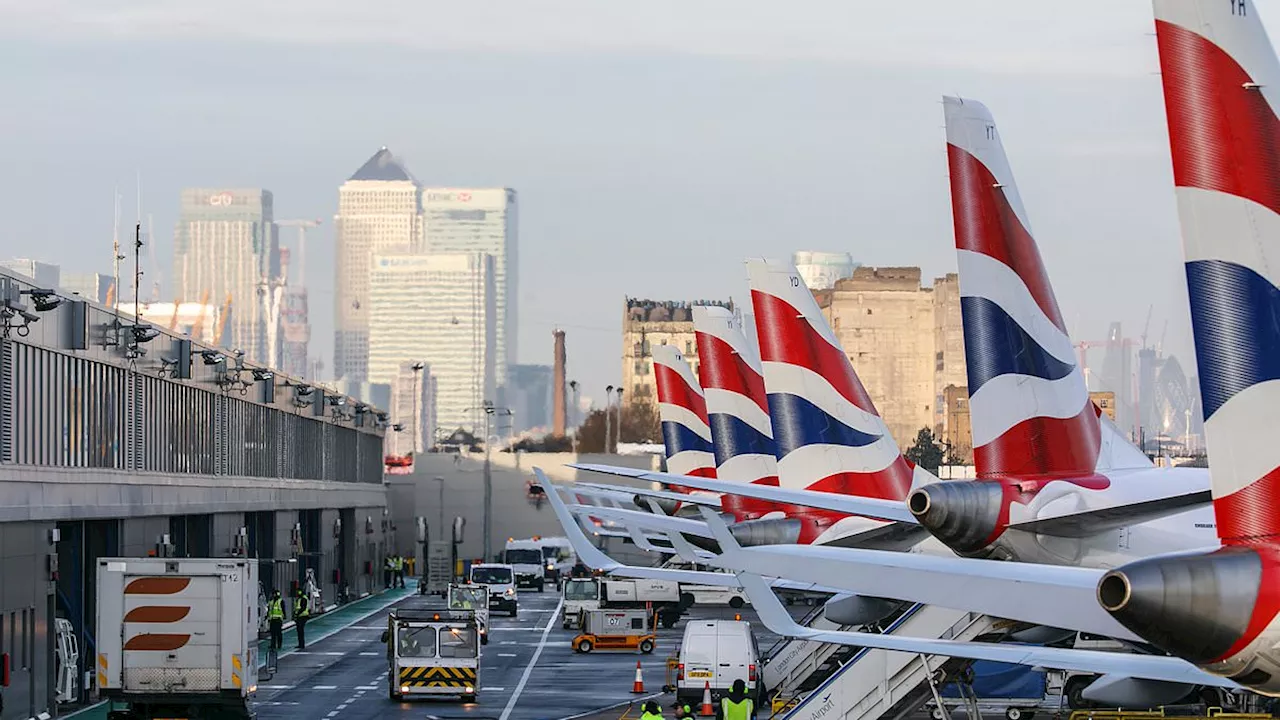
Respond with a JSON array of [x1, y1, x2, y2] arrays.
[[393, 423, 406, 432], [20, 310, 39, 324], [21, 289, 61, 312], [130, 325, 160, 343], [251, 369, 274, 382], [326, 395, 346, 407], [295, 384, 313, 396], [355, 403, 369, 414], [200, 350, 225, 365]]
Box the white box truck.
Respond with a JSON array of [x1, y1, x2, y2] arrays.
[[96, 558, 258, 720]]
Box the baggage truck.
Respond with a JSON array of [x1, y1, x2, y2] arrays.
[[96, 558, 258, 720]]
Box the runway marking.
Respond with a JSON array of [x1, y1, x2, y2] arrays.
[[313, 685, 338, 690], [260, 684, 295, 689], [349, 625, 386, 630], [498, 653, 518, 657], [292, 652, 346, 656], [500, 596, 564, 720], [358, 652, 380, 656], [355, 685, 379, 690]]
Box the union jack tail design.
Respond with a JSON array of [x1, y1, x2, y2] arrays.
[[747, 258, 916, 506], [651, 343, 717, 481], [1154, 0, 1280, 546], [944, 95, 1148, 482], [692, 304, 783, 520]]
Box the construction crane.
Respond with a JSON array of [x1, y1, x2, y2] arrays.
[[1140, 304, 1154, 350], [190, 289, 212, 339], [276, 219, 322, 286], [213, 293, 233, 346], [169, 297, 182, 331]]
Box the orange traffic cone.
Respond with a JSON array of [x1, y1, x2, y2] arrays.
[[632, 661, 645, 693], [700, 681, 714, 716]]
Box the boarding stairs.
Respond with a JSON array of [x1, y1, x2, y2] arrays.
[[763, 602, 855, 699], [768, 604, 1000, 720]]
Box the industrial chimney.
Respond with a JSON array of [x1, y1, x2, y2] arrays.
[[552, 330, 567, 437]]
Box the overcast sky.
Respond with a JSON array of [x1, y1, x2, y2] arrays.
[[0, 0, 1252, 407]]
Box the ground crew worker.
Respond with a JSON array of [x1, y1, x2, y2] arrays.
[[293, 588, 310, 650], [394, 555, 405, 588], [719, 679, 754, 720], [267, 590, 285, 650], [384, 554, 395, 588], [675, 704, 694, 718], [639, 700, 664, 720]]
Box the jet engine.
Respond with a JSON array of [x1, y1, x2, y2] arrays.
[[908, 481, 1003, 555], [823, 594, 900, 627], [1098, 545, 1280, 692], [683, 516, 803, 553]]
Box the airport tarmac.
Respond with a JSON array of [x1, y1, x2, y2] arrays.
[[253, 585, 798, 720]]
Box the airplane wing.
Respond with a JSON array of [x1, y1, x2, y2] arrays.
[[1005, 490, 1212, 538], [689, 505, 1143, 642], [573, 463, 915, 523], [574, 480, 723, 508], [736, 573, 1240, 690], [535, 468, 839, 595]]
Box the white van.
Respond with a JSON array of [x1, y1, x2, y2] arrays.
[[676, 620, 764, 709], [470, 563, 518, 617]]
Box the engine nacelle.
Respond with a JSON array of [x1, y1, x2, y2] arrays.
[[635, 495, 681, 516], [823, 594, 900, 627], [907, 481, 1003, 555], [1098, 545, 1280, 691], [1081, 675, 1195, 707], [684, 516, 802, 554]]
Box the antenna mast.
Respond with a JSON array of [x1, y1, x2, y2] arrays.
[[112, 188, 123, 316], [148, 213, 160, 302]]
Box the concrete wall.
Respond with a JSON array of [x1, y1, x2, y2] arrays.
[[823, 267, 966, 449], [0, 521, 55, 720], [390, 452, 660, 566]]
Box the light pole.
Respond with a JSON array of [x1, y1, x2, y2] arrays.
[[468, 401, 512, 561], [615, 387, 625, 451], [604, 385, 614, 454], [432, 476, 445, 543], [410, 362, 425, 454]]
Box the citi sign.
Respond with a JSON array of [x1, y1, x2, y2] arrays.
[[208, 192, 235, 207]]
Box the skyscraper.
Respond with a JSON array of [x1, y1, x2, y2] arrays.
[[334, 148, 422, 383], [0, 259, 60, 288], [172, 189, 278, 364], [421, 188, 517, 393], [368, 253, 495, 435]]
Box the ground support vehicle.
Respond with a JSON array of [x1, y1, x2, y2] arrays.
[[383, 608, 480, 703], [470, 564, 518, 617], [562, 577, 602, 629], [420, 542, 453, 597], [96, 558, 258, 720], [675, 620, 763, 709], [503, 539, 547, 592], [572, 609, 656, 654], [601, 579, 691, 628], [448, 583, 489, 645]]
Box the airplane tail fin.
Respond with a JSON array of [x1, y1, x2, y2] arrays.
[[1154, 0, 1280, 544], [747, 258, 916, 502], [944, 95, 1149, 480], [692, 304, 783, 520], [651, 344, 717, 483]]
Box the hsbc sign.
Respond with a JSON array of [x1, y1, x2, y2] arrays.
[[426, 191, 472, 203]]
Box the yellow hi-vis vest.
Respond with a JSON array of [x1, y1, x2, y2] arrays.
[[393, 557, 404, 571], [640, 712, 664, 720], [267, 599, 284, 620], [721, 697, 753, 720]]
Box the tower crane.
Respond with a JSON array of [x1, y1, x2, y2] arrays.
[[276, 219, 322, 286]]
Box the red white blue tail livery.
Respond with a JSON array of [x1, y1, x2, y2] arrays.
[[692, 304, 783, 520], [651, 344, 717, 479], [1097, 0, 1280, 695]]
